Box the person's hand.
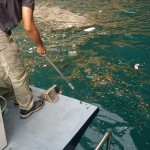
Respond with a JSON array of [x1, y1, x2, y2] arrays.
[[37, 45, 46, 56]]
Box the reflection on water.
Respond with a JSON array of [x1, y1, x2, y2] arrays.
[[13, 0, 150, 149]]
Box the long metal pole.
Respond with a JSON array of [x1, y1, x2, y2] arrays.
[[45, 56, 84, 101], [45, 56, 75, 90]]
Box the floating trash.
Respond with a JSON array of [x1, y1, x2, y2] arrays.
[[29, 48, 33, 51], [86, 75, 93, 79], [134, 64, 140, 69], [100, 32, 107, 35], [43, 64, 47, 67], [68, 51, 77, 57], [31, 68, 34, 72], [28, 51, 33, 54], [28, 47, 33, 53], [84, 27, 95, 32]]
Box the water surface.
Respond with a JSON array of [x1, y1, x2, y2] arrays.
[[14, 0, 150, 149]]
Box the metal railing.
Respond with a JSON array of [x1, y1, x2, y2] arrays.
[[95, 131, 111, 150]]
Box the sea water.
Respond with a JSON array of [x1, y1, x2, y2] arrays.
[[14, 0, 150, 149]]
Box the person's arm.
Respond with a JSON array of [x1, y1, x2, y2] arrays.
[[22, 6, 46, 56]]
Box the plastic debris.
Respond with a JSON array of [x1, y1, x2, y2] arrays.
[[68, 51, 77, 57], [43, 64, 47, 67], [100, 32, 107, 35], [31, 68, 34, 72], [28, 47, 33, 53], [28, 51, 33, 54], [29, 48, 33, 51], [134, 64, 140, 69], [84, 27, 95, 32], [86, 75, 93, 79]]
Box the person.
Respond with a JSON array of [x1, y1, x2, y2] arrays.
[[0, 0, 46, 119]]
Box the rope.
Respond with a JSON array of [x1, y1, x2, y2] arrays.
[[0, 96, 7, 114]]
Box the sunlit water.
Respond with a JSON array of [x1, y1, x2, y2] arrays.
[[13, 0, 150, 149]]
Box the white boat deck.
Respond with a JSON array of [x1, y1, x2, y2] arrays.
[[2, 86, 99, 150]]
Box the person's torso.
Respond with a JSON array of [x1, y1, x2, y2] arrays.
[[0, 0, 34, 33], [0, 0, 21, 33]]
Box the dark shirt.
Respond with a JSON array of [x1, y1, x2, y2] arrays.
[[0, 0, 34, 33]]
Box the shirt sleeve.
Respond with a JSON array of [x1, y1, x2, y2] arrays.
[[22, 0, 34, 10]]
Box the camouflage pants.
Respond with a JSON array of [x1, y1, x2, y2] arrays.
[[0, 30, 33, 110]]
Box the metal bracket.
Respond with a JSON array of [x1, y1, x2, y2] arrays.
[[39, 85, 60, 103]]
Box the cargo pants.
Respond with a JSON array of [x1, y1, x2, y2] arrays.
[[0, 30, 34, 110]]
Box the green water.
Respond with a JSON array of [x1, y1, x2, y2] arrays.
[[14, 0, 150, 149]]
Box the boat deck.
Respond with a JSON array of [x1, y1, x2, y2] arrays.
[[2, 86, 99, 150]]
